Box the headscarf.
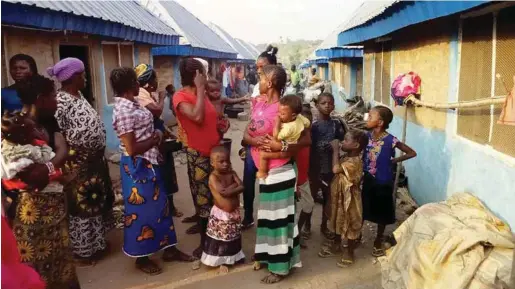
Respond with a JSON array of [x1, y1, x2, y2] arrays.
[[134, 64, 155, 86], [46, 58, 84, 82]]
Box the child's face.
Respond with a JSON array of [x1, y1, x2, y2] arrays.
[[341, 132, 359, 152], [278, 104, 295, 123], [258, 71, 271, 95], [211, 152, 231, 173], [366, 109, 383, 129], [316, 96, 335, 116], [207, 84, 221, 100]]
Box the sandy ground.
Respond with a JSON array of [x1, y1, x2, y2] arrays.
[[77, 115, 389, 289]]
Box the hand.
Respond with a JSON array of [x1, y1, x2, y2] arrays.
[[194, 70, 207, 89], [261, 136, 282, 152], [153, 131, 163, 145], [295, 188, 301, 199], [254, 135, 268, 147], [332, 164, 340, 174], [17, 163, 50, 191]]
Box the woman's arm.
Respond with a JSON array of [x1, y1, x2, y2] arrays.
[[176, 71, 207, 124], [145, 103, 164, 118], [242, 122, 267, 147], [119, 132, 159, 156], [392, 142, 417, 164], [221, 95, 250, 105], [261, 129, 312, 154], [51, 132, 69, 169]]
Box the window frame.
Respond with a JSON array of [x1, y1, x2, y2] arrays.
[[101, 41, 135, 104]]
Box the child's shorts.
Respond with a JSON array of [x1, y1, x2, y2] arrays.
[[297, 181, 314, 214], [362, 172, 396, 225]]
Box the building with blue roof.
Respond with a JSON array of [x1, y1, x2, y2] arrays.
[[1, 0, 180, 150], [334, 1, 515, 227]]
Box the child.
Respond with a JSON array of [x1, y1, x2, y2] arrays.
[[363, 106, 416, 257], [206, 79, 249, 138], [296, 105, 314, 249], [257, 95, 310, 179], [1, 111, 62, 191], [201, 146, 245, 273], [307, 92, 345, 238], [319, 130, 368, 266]]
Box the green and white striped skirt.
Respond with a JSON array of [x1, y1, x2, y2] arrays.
[[254, 163, 302, 275]]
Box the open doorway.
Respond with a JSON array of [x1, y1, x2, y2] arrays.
[[59, 45, 94, 105]]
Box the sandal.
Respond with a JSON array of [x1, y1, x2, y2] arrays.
[[253, 261, 262, 271], [171, 207, 184, 218], [182, 214, 198, 223], [162, 248, 196, 262], [186, 223, 200, 235], [337, 257, 354, 268], [261, 273, 283, 284], [372, 247, 385, 257], [318, 247, 338, 258], [136, 258, 162, 276]]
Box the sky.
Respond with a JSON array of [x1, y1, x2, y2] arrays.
[[174, 0, 363, 45]]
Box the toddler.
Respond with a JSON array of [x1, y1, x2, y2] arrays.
[[257, 94, 310, 179], [201, 146, 245, 273]]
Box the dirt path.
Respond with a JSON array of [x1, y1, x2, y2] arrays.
[[77, 116, 384, 289]]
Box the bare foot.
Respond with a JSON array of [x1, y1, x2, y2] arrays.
[[162, 247, 196, 262], [218, 265, 229, 274], [136, 258, 162, 276], [337, 247, 354, 267], [261, 273, 283, 284], [256, 171, 268, 179], [191, 260, 201, 270]]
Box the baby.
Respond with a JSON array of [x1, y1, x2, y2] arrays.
[[257, 95, 310, 179], [1, 111, 62, 191], [206, 79, 249, 138], [201, 146, 245, 273]]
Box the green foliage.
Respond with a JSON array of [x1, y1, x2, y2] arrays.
[[256, 39, 322, 70]]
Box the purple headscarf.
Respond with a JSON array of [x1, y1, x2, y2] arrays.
[[47, 57, 85, 82]]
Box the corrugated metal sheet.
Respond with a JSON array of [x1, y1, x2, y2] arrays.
[[4, 0, 178, 36], [209, 23, 255, 60], [156, 0, 236, 54], [236, 39, 259, 59]]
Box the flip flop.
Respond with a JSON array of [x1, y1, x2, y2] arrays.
[[136, 259, 162, 276], [182, 215, 198, 223], [337, 257, 354, 268], [318, 248, 338, 258], [372, 247, 385, 257], [261, 273, 283, 284]]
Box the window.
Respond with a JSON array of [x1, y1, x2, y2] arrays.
[[102, 43, 134, 103], [373, 41, 392, 105], [457, 6, 515, 157]]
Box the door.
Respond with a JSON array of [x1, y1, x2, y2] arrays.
[[59, 45, 94, 105]]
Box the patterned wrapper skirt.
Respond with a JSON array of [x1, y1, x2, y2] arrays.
[[11, 190, 80, 289], [254, 163, 302, 275], [201, 206, 245, 267], [186, 148, 213, 218], [120, 155, 177, 257], [65, 148, 114, 259]]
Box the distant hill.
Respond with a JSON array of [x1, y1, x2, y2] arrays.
[[256, 39, 322, 69]]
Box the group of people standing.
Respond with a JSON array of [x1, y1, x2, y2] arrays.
[[2, 43, 418, 288]]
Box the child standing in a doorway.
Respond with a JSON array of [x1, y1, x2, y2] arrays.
[[363, 105, 416, 257]]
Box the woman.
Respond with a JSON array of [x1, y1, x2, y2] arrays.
[[134, 64, 182, 217], [172, 58, 220, 257], [243, 65, 311, 284], [2, 54, 38, 113], [48, 58, 114, 265], [9, 74, 80, 288], [111, 67, 193, 275], [242, 45, 279, 229]]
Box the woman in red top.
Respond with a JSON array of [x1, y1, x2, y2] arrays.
[[173, 58, 220, 257]]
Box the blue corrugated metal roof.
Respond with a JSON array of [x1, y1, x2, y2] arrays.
[[210, 23, 255, 60], [337, 1, 488, 46], [315, 46, 363, 59], [3, 0, 177, 36], [157, 1, 236, 55], [308, 58, 329, 65]]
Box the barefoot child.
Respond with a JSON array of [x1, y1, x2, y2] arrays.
[[323, 130, 368, 266], [257, 95, 310, 179], [201, 146, 245, 273], [363, 106, 416, 257], [307, 93, 345, 238], [206, 79, 249, 138]]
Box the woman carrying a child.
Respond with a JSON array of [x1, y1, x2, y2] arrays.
[[244, 64, 311, 284], [6, 74, 80, 288], [172, 58, 220, 257]]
